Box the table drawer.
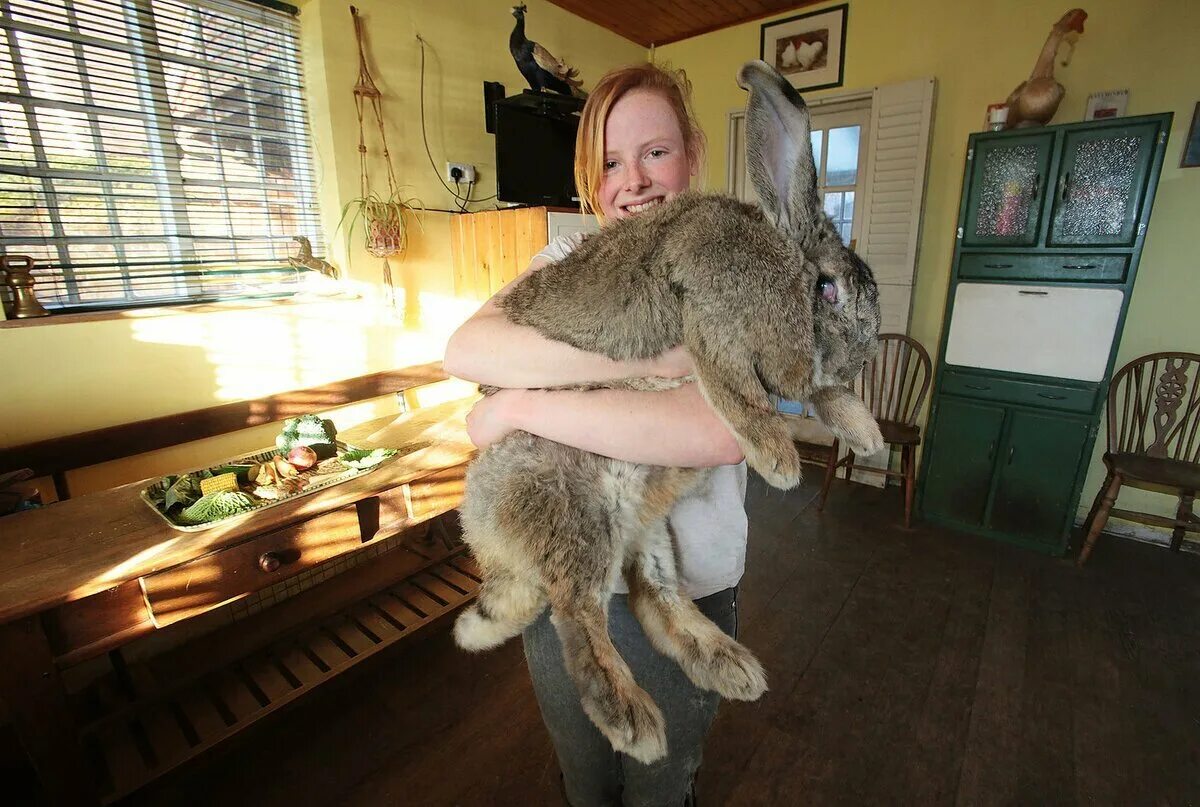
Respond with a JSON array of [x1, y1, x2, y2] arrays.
[[407, 464, 467, 519], [140, 504, 364, 627], [940, 369, 1098, 414], [958, 253, 1128, 283]]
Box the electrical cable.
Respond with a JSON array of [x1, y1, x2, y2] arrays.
[[416, 34, 499, 211]]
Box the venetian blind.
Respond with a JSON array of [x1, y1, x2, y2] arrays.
[[0, 0, 324, 312]]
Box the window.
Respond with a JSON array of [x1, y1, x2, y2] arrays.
[[808, 102, 870, 248], [727, 97, 869, 248], [0, 0, 323, 313]]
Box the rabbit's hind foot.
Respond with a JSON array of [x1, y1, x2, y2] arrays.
[[581, 682, 668, 764], [685, 636, 767, 702]]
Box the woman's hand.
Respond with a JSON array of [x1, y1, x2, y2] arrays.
[[650, 345, 695, 378], [465, 390, 522, 449]]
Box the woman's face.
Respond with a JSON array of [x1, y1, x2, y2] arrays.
[[598, 89, 696, 222]]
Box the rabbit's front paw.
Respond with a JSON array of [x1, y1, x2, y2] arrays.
[[746, 439, 802, 490], [834, 415, 884, 456]]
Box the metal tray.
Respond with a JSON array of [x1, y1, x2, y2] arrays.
[[140, 441, 388, 532]]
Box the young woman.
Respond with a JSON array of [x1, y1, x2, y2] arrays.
[[443, 63, 747, 807]]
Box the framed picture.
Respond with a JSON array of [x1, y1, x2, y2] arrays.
[[1084, 89, 1129, 121], [760, 4, 848, 92], [1183, 103, 1200, 168]]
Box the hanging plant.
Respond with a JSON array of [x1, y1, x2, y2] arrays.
[[339, 188, 422, 259], [342, 5, 420, 295]]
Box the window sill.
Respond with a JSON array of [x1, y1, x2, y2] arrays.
[[0, 293, 364, 330]]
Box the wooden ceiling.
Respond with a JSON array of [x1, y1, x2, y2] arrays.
[[545, 0, 821, 48]]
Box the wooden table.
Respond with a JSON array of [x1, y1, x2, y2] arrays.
[[0, 398, 477, 805]]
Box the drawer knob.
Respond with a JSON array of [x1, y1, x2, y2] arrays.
[[258, 551, 284, 573]]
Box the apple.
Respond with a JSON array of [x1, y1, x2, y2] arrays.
[[286, 445, 318, 471]]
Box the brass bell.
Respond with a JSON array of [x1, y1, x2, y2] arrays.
[[1, 255, 50, 319]]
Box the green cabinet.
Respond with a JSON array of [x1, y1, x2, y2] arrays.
[[962, 133, 1054, 248], [922, 399, 1092, 547], [922, 398, 1005, 525], [1047, 121, 1161, 248], [989, 410, 1091, 544], [920, 114, 1172, 555]]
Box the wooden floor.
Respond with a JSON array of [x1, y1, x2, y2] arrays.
[[126, 477, 1200, 806]]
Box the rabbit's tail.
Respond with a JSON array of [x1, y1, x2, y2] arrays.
[[549, 587, 667, 764], [454, 570, 545, 652], [625, 532, 767, 702]]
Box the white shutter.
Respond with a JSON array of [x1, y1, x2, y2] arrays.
[[857, 78, 936, 334]]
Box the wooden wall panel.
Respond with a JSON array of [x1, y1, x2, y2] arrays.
[[450, 207, 551, 300]]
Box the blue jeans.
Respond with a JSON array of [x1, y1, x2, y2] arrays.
[[523, 586, 739, 807]]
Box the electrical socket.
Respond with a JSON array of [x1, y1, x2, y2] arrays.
[[445, 162, 476, 184]]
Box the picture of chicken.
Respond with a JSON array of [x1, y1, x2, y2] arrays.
[[776, 32, 828, 74]]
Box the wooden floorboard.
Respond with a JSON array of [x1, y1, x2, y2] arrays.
[[114, 477, 1200, 807]]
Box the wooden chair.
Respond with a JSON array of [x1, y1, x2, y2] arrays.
[[1077, 352, 1200, 565], [818, 333, 932, 528]]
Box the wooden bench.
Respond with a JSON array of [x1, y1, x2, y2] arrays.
[[0, 363, 480, 804]]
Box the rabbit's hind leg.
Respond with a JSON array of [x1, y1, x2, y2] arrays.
[[454, 569, 546, 652], [626, 521, 767, 702], [548, 582, 667, 764]]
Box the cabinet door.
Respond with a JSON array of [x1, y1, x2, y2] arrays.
[[962, 133, 1054, 247], [922, 397, 1006, 526], [1047, 121, 1160, 247], [989, 409, 1090, 544]]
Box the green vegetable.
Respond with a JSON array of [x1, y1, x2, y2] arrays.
[[162, 474, 202, 511], [275, 414, 338, 458], [339, 447, 398, 469], [177, 491, 255, 525]]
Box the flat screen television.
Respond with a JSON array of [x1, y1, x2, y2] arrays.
[[494, 93, 582, 208]]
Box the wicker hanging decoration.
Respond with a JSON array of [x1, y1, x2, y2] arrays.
[[351, 6, 406, 260]]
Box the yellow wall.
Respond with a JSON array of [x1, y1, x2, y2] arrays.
[[660, 0, 1200, 535], [0, 0, 643, 493]]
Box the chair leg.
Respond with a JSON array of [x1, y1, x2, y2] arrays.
[[1080, 470, 1112, 538], [902, 445, 915, 530], [817, 438, 840, 512], [1078, 473, 1123, 566], [843, 449, 856, 481], [1170, 491, 1195, 552]]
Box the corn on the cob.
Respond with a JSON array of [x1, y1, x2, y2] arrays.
[[200, 472, 239, 496]]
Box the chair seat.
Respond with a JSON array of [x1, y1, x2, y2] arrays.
[[879, 420, 921, 446], [1106, 453, 1200, 490]]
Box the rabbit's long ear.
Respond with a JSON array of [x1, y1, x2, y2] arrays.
[[737, 60, 820, 240]]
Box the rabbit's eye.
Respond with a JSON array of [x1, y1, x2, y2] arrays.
[[817, 276, 838, 304]]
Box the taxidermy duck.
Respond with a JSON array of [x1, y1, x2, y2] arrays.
[[509, 4, 584, 96], [288, 236, 338, 279], [1005, 8, 1087, 128]]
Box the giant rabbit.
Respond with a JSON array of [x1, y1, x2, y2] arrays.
[[453, 60, 883, 763]]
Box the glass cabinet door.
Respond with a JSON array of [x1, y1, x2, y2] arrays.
[[962, 133, 1054, 247], [1047, 121, 1160, 247]]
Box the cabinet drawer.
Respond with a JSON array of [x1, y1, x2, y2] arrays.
[[407, 464, 467, 519], [140, 505, 364, 627], [959, 253, 1128, 282], [940, 370, 1098, 413]]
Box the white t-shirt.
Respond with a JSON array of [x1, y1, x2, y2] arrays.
[[533, 234, 749, 599]]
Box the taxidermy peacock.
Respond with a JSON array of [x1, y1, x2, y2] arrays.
[[509, 4, 584, 96]]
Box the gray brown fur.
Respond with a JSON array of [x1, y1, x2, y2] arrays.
[[453, 60, 883, 763]]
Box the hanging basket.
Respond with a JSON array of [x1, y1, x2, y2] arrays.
[[366, 216, 406, 258]]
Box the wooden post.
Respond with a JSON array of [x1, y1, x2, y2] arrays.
[[0, 616, 99, 805]]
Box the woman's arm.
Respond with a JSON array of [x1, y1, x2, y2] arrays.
[[466, 383, 745, 467], [443, 257, 691, 388]]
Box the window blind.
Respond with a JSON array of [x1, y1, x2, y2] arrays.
[[0, 0, 324, 312]]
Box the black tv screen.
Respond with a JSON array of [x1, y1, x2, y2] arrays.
[[494, 99, 580, 208]]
